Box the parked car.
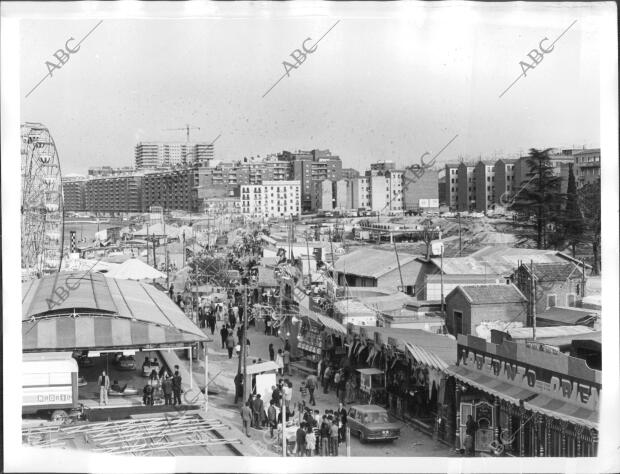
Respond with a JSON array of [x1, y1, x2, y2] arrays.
[[347, 404, 401, 443]]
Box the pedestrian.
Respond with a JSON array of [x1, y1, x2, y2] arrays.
[[334, 369, 342, 398], [252, 394, 265, 428], [271, 384, 281, 406], [143, 382, 153, 406], [313, 410, 321, 455], [226, 331, 235, 359], [246, 337, 251, 357], [323, 366, 332, 394], [162, 375, 173, 405], [168, 283, 174, 299], [305, 425, 316, 457], [337, 402, 347, 442], [283, 380, 293, 413], [284, 338, 291, 352], [275, 349, 284, 375], [465, 415, 478, 456], [220, 325, 228, 350], [299, 380, 308, 407], [283, 348, 290, 376], [265, 315, 272, 335], [208, 314, 216, 335], [234, 372, 244, 404], [267, 399, 277, 438], [268, 343, 275, 361], [305, 373, 317, 406], [330, 418, 339, 456], [240, 402, 253, 437], [320, 415, 330, 456], [98, 370, 110, 406], [172, 370, 182, 405], [296, 422, 307, 457]]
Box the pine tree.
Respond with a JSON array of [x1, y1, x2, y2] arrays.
[[511, 148, 564, 249], [562, 164, 584, 257]]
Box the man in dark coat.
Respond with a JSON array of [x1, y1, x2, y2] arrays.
[[252, 394, 265, 428], [220, 325, 228, 349], [172, 371, 182, 405], [267, 399, 277, 438], [162, 376, 173, 405], [234, 372, 244, 404]]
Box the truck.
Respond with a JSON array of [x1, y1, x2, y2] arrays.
[[22, 352, 81, 422]]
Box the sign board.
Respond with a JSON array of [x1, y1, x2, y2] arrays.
[[429, 199, 439, 208], [419, 199, 429, 208], [431, 242, 444, 256], [255, 373, 277, 407], [23, 385, 73, 406]]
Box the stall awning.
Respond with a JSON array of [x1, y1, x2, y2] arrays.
[[405, 342, 449, 372], [246, 360, 280, 375], [446, 364, 539, 405], [316, 314, 347, 335], [524, 394, 598, 429]]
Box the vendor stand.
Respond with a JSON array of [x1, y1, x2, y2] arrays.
[[356, 368, 386, 405]]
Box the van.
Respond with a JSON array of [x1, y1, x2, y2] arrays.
[[23, 352, 80, 421]]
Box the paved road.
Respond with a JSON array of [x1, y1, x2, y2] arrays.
[[188, 322, 456, 457]]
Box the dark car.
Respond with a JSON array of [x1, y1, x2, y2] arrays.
[[348, 404, 401, 443], [117, 355, 136, 371]]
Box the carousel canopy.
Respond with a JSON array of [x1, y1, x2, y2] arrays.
[[22, 272, 209, 352], [104, 258, 166, 281]]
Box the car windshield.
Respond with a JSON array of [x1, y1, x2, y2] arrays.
[[362, 412, 389, 424]]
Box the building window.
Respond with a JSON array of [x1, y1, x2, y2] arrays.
[[567, 293, 576, 307], [547, 294, 557, 308]]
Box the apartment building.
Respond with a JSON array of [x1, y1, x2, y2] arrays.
[[342, 168, 360, 180], [456, 162, 476, 211], [402, 167, 439, 211], [135, 141, 214, 169], [351, 177, 371, 210], [573, 148, 601, 187], [311, 179, 333, 212], [240, 181, 301, 218], [141, 167, 201, 212], [494, 158, 517, 206], [62, 175, 88, 212], [474, 160, 496, 212], [85, 173, 143, 214], [444, 164, 460, 209], [88, 166, 134, 177]]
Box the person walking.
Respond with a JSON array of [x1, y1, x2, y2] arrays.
[[284, 339, 291, 352], [305, 425, 316, 457], [323, 366, 332, 394], [98, 371, 110, 406], [320, 415, 330, 456], [172, 370, 182, 405], [465, 415, 478, 456], [299, 381, 308, 408], [143, 382, 153, 406], [283, 380, 293, 414], [220, 325, 228, 350], [267, 399, 277, 438], [296, 423, 307, 457], [330, 418, 339, 456], [275, 349, 284, 376], [240, 402, 253, 437], [305, 373, 317, 406], [268, 343, 275, 361], [208, 314, 216, 335], [282, 348, 290, 376], [252, 394, 265, 428], [271, 384, 281, 407], [162, 375, 173, 405], [337, 402, 347, 443], [226, 331, 235, 359], [334, 369, 342, 399]]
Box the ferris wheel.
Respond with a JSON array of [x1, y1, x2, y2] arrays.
[[21, 122, 64, 280]]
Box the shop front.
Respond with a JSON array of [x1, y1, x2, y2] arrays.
[[447, 334, 600, 457]]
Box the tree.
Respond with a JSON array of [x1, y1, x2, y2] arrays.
[[579, 178, 601, 275], [511, 148, 564, 249], [562, 164, 585, 257]]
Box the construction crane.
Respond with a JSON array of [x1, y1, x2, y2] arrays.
[[163, 124, 201, 142]]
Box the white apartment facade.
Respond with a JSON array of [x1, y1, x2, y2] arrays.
[[240, 180, 301, 218]]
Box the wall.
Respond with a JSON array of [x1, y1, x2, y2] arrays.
[[446, 290, 472, 335]]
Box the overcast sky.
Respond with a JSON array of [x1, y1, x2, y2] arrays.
[[16, 2, 608, 174]]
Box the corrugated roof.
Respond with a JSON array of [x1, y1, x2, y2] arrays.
[[455, 284, 527, 304], [527, 263, 583, 282], [507, 325, 597, 340], [333, 249, 416, 279], [536, 306, 598, 325]]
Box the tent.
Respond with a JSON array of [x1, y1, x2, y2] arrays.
[[104, 258, 166, 281]]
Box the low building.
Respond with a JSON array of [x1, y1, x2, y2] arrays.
[[332, 300, 377, 326], [445, 284, 528, 336], [535, 306, 599, 327], [333, 248, 424, 292]]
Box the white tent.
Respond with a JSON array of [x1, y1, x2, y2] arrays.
[[104, 258, 166, 281]]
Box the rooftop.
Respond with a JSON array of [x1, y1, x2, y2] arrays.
[[451, 284, 527, 305], [523, 262, 584, 282], [333, 248, 417, 279]]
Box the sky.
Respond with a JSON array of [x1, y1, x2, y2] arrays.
[[15, 2, 608, 175]]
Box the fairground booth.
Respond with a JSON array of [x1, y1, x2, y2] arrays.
[[22, 272, 210, 419]]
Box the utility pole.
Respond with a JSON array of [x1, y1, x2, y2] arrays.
[[440, 243, 445, 319], [281, 385, 287, 457], [458, 212, 462, 254], [152, 233, 157, 268], [241, 284, 249, 405], [146, 222, 150, 265], [531, 259, 536, 340], [393, 239, 405, 293], [304, 232, 312, 287]]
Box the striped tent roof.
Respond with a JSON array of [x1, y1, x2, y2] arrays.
[[22, 272, 209, 352]]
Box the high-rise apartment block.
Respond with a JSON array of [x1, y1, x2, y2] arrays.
[[474, 161, 496, 212], [135, 142, 214, 169], [85, 173, 143, 214], [62, 175, 88, 212]]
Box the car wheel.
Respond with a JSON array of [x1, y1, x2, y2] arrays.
[[360, 431, 367, 443], [50, 410, 68, 423]]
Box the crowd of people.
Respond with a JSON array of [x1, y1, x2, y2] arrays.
[[140, 359, 182, 406]]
